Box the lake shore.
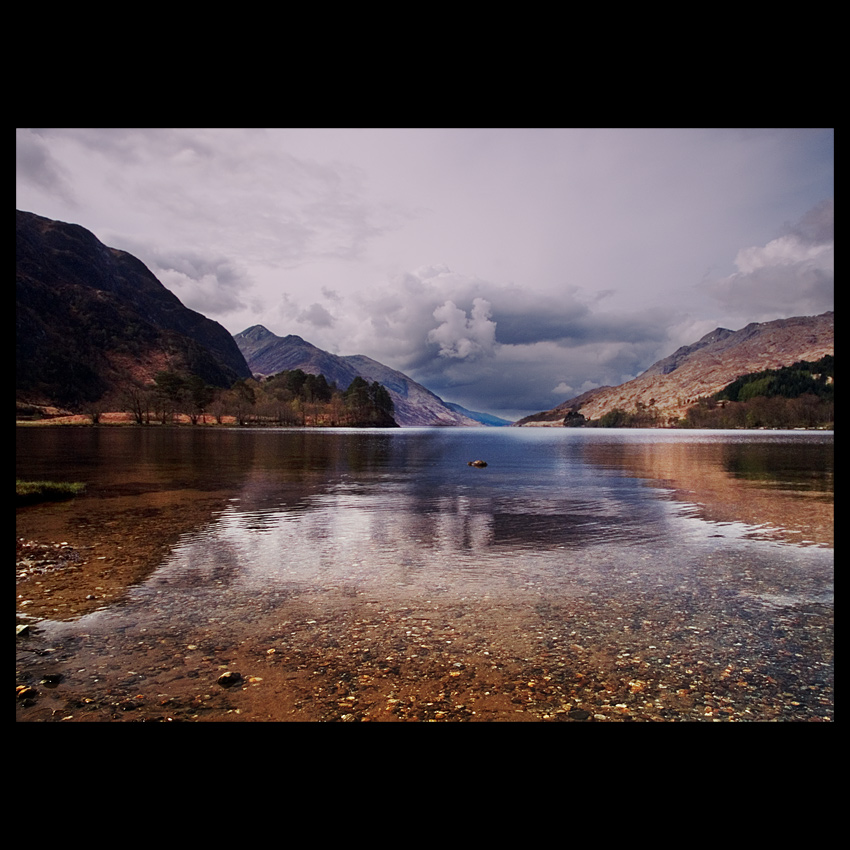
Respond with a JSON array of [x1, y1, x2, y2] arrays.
[[17, 489, 233, 623], [17, 412, 234, 427], [17, 500, 833, 722]]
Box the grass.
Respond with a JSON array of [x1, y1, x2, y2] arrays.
[[16, 480, 87, 506]]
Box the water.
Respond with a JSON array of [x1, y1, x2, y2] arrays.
[[16, 427, 834, 721]]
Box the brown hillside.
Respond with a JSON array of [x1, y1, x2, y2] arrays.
[[518, 312, 834, 426]]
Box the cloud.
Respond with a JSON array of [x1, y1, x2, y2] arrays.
[[117, 240, 252, 317], [297, 303, 336, 328], [784, 198, 834, 244], [704, 200, 834, 321], [15, 129, 76, 206], [484, 289, 591, 346], [291, 265, 684, 419], [427, 298, 496, 359], [16, 128, 407, 275]]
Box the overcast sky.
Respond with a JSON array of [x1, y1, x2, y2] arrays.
[[16, 128, 834, 421]]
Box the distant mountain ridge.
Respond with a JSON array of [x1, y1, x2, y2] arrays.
[[234, 325, 481, 427], [16, 210, 251, 408], [517, 311, 834, 426], [444, 402, 512, 427]]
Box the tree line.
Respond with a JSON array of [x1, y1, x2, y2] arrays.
[[713, 355, 833, 402], [100, 368, 397, 427], [681, 356, 834, 429]]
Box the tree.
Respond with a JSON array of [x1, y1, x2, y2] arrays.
[[231, 378, 257, 425], [563, 410, 586, 427], [303, 373, 334, 403], [154, 370, 187, 423], [343, 377, 396, 426], [185, 375, 216, 424], [120, 384, 155, 424]]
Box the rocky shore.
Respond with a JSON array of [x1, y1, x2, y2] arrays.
[[16, 488, 234, 623], [16, 520, 834, 722]]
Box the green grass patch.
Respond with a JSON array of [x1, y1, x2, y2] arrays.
[[16, 480, 87, 506]]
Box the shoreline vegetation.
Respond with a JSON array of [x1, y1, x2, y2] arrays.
[[16, 357, 834, 431], [17, 368, 398, 429], [16, 406, 834, 430], [16, 480, 86, 506], [15, 410, 835, 430]]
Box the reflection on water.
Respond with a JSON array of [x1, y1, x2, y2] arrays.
[[16, 427, 834, 721], [16, 427, 834, 597], [579, 433, 833, 548]]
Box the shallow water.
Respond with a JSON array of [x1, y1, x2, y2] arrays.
[[16, 427, 834, 721]]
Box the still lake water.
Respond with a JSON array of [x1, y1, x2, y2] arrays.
[[16, 427, 834, 721]]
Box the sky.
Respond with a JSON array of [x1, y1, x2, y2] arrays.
[[16, 127, 834, 421]]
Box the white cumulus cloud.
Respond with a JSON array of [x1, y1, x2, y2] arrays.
[[427, 297, 496, 360]]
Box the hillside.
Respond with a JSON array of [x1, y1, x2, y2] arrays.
[[516, 311, 834, 427], [234, 325, 480, 427], [16, 210, 251, 409]]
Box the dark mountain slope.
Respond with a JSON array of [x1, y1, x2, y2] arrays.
[[16, 210, 251, 407]]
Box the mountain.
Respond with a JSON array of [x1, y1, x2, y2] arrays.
[[234, 325, 480, 427], [444, 402, 512, 427], [516, 311, 834, 427], [16, 210, 252, 408]]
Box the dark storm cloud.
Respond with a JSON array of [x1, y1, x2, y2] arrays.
[[322, 262, 699, 418], [484, 289, 590, 345], [491, 302, 671, 348], [414, 328, 664, 419], [492, 312, 589, 346], [342, 268, 678, 418]]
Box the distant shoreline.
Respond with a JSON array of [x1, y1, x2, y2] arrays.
[[16, 414, 833, 431]]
